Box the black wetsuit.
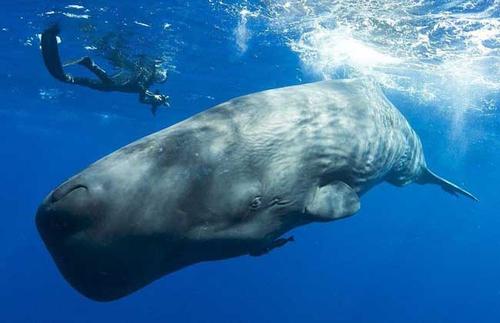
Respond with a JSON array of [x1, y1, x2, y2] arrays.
[[40, 25, 168, 114]]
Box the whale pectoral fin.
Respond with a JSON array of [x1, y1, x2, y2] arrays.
[[249, 236, 295, 257], [305, 181, 360, 221]]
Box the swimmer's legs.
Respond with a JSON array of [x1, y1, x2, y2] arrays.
[[79, 57, 113, 84], [65, 56, 113, 84], [69, 76, 106, 90]]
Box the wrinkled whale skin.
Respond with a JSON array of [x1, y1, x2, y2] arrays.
[[36, 79, 475, 301]]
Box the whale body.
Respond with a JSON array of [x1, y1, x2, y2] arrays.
[[36, 79, 476, 301]]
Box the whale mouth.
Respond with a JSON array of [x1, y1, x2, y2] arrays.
[[35, 181, 188, 302], [50, 184, 88, 204], [37, 184, 92, 244], [35, 188, 131, 302], [35, 182, 118, 301]]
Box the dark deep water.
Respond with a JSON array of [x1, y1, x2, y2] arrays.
[[1, 1, 499, 322]]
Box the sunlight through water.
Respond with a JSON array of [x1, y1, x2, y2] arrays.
[[214, 0, 499, 117]]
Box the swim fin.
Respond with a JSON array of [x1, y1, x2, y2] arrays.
[[40, 24, 71, 83]]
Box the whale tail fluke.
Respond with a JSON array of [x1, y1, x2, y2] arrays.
[[421, 168, 478, 201]]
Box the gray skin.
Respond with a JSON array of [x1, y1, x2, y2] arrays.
[[36, 78, 476, 302]]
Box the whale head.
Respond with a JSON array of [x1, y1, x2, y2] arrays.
[[36, 122, 302, 301], [36, 136, 196, 301]]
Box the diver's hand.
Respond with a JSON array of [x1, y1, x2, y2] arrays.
[[153, 94, 170, 107], [150, 95, 169, 116], [162, 95, 170, 107]]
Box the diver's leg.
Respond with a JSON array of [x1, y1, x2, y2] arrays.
[[69, 76, 107, 91], [63, 57, 89, 67], [76, 56, 113, 84]]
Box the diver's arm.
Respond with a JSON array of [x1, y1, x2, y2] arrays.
[[140, 90, 168, 105], [139, 91, 158, 115], [139, 90, 148, 104], [140, 90, 169, 115]]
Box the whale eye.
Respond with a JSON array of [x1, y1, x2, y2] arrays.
[[249, 196, 262, 210]]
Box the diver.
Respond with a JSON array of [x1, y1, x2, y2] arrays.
[[40, 24, 169, 115]]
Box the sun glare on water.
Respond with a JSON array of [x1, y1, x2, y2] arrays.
[[216, 0, 499, 118]]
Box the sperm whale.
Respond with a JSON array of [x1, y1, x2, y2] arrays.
[[36, 78, 476, 301]]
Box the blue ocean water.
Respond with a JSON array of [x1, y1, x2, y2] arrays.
[[0, 1, 499, 322]]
